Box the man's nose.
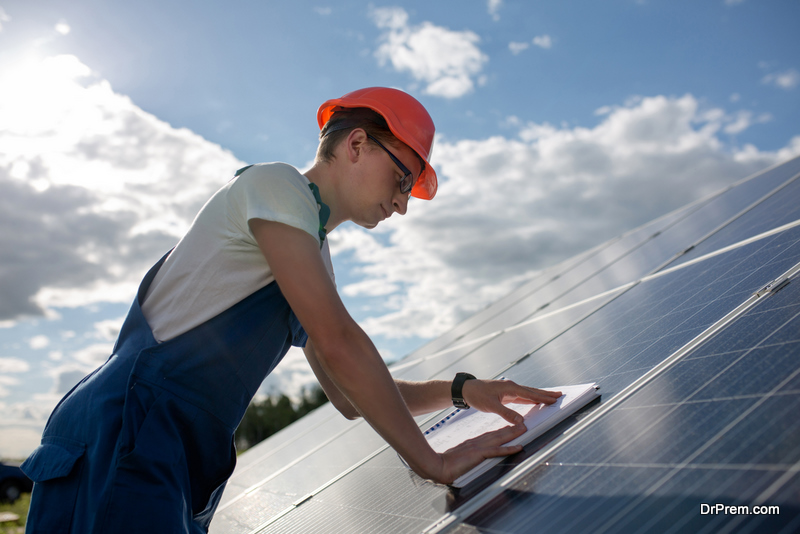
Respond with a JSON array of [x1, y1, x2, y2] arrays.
[[392, 192, 409, 215]]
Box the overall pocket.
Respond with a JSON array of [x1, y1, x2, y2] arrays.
[[22, 437, 86, 534]]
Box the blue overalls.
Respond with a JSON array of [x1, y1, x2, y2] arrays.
[[21, 251, 308, 533]]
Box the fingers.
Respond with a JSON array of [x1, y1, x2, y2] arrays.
[[493, 422, 527, 444], [461, 379, 563, 425], [522, 384, 563, 401], [439, 424, 527, 483], [504, 383, 562, 405], [481, 444, 524, 459], [496, 404, 525, 425], [461, 422, 526, 449]]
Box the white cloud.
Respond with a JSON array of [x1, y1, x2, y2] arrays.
[[762, 68, 800, 90], [0, 54, 245, 322], [509, 41, 530, 55], [0, 7, 10, 32], [371, 7, 488, 98], [510, 35, 552, 54], [71, 343, 113, 368], [28, 335, 50, 349], [342, 278, 400, 297], [0, 426, 43, 459], [488, 0, 503, 21], [723, 110, 772, 135], [0, 395, 62, 458], [0, 376, 19, 398], [314, 7, 332, 16], [330, 94, 800, 341], [93, 317, 124, 341], [0, 358, 30, 373], [256, 346, 317, 402], [532, 35, 552, 49]]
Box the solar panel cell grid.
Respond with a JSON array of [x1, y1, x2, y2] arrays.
[[224, 417, 387, 500], [213, 492, 297, 534], [257, 498, 434, 534], [460, 279, 800, 534], [672, 173, 800, 268]]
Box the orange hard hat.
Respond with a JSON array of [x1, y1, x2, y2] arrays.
[[317, 87, 438, 200]]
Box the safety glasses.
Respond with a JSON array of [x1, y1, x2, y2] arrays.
[[367, 134, 416, 195]]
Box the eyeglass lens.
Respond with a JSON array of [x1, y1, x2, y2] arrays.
[[367, 135, 415, 194]]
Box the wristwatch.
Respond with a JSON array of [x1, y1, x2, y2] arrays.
[[451, 372, 476, 409]]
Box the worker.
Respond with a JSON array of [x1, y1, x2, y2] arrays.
[[21, 87, 562, 533]]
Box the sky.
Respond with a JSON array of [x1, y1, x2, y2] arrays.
[[1, 0, 799, 459]]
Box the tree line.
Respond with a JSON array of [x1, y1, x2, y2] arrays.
[[235, 386, 329, 452]]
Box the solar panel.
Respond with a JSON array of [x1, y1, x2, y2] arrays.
[[450, 272, 800, 534], [209, 155, 800, 534], [672, 172, 800, 268]]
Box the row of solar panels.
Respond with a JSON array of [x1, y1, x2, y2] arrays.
[[211, 155, 800, 533]]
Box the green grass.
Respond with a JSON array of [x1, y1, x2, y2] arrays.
[[0, 493, 29, 534]]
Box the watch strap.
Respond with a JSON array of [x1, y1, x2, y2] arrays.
[[451, 372, 476, 409]]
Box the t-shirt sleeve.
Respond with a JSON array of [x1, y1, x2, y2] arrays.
[[227, 163, 321, 246]]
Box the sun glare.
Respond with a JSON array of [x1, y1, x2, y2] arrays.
[[55, 21, 71, 35], [0, 53, 93, 135]]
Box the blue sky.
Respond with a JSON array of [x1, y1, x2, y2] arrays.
[[1, 0, 798, 459]]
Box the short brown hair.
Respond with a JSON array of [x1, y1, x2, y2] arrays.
[[316, 107, 398, 164]]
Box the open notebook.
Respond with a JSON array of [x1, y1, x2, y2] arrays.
[[424, 382, 600, 488]]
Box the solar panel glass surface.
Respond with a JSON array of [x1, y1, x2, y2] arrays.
[[671, 173, 800, 268], [459, 276, 800, 534]]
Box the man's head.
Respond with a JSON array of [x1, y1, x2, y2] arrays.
[[316, 87, 438, 200]]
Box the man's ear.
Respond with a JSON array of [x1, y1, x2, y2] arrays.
[[345, 128, 369, 163]]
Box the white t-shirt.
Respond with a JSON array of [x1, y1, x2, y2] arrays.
[[141, 162, 335, 342]]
